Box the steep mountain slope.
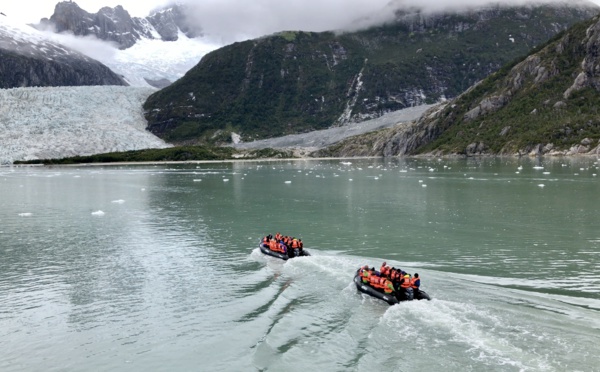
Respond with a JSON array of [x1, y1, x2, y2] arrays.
[[0, 14, 126, 88], [143, 2, 598, 145], [0, 86, 170, 164], [37, 1, 201, 49], [315, 15, 600, 157]]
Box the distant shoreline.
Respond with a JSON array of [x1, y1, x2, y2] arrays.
[[5, 153, 599, 168]]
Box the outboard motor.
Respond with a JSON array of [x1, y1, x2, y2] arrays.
[[405, 287, 414, 301]]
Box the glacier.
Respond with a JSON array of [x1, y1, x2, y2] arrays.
[[0, 86, 171, 165]]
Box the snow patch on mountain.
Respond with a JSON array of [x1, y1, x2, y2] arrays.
[[1, 13, 91, 62], [47, 29, 220, 87], [102, 31, 220, 87], [0, 86, 171, 164]]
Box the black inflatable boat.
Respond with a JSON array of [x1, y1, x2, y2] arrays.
[[354, 269, 431, 305], [259, 242, 310, 260]]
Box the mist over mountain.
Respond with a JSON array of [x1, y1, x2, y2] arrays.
[[146, 0, 599, 44], [0, 14, 126, 88]]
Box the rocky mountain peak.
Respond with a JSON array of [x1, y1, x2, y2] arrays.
[[37, 1, 202, 49]]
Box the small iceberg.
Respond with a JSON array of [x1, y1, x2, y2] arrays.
[[538, 184, 545, 188], [284, 181, 292, 184], [91, 210, 105, 216], [111, 200, 125, 204], [18, 213, 32, 217]]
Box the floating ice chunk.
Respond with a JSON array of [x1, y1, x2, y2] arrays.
[[284, 181, 292, 184], [18, 213, 32, 217], [374, 177, 379, 180], [141, 188, 146, 191], [517, 166, 523, 170], [341, 161, 352, 165], [111, 200, 125, 204], [533, 166, 544, 170], [223, 179, 229, 182], [91, 210, 105, 216], [193, 179, 202, 182], [422, 184, 427, 188], [349, 179, 353, 181], [538, 184, 545, 188], [419, 180, 423, 183], [543, 172, 550, 175]]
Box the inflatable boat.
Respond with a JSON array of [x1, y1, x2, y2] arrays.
[[354, 269, 431, 305], [259, 242, 310, 260]]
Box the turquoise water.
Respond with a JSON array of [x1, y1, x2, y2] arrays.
[[1, 157, 599, 371]]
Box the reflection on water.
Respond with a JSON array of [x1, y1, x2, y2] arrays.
[[0, 158, 599, 371]]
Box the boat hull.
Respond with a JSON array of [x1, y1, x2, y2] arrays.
[[354, 271, 431, 305]]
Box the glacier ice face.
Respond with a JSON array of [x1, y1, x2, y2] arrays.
[[0, 86, 171, 164]]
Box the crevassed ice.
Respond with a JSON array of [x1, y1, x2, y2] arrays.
[[0, 86, 171, 164]]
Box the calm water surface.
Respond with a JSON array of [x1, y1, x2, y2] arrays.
[[1, 157, 599, 371]]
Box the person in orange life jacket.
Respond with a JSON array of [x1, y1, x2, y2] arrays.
[[359, 265, 371, 284], [411, 273, 420, 292], [369, 274, 384, 289], [380, 262, 392, 278], [382, 277, 394, 294], [291, 238, 300, 249], [400, 274, 412, 289]]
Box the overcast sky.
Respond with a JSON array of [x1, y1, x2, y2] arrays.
[[3, 0, 600, 44]]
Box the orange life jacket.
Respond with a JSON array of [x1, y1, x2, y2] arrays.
[[383, 279, 394, 294], [291, 239, 299, 248], [400, 276, 412, 288], [362, 271, 370, 283], [410, 277, 420, 289], [379, 265, 387, 277], [368, 275, 380, 288], [370, 276, 386, 290]]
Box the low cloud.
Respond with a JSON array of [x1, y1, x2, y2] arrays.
[[175, 0, 593, 44], [43, 30, 119, 62]]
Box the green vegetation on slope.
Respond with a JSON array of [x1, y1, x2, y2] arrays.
[[13, 146, 295, 165], [415, 18, 600, 155], [143, 4, 597, 146]]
